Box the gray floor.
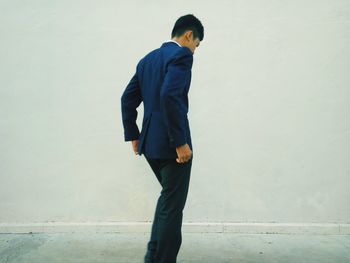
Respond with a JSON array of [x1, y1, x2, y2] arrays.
[[1, 232, 349, 263]]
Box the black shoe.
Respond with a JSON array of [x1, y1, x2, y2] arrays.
[[144, 242, 156, 263], [144, 251, 156, 263]]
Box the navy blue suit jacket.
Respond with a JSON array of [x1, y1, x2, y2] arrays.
[[121, 41, 193, 159]]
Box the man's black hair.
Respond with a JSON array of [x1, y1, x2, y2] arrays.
[[171, 14, 204, 41]]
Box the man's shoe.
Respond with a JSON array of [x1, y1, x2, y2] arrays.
[[144, 252, 155, 263], [144, 241, 157, 263]]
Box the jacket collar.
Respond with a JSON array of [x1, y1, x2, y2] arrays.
[[165, 39, 182, 47], [161, 41, 181, 48]]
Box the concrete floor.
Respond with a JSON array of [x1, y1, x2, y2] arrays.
[[0, 232, 349, 263]]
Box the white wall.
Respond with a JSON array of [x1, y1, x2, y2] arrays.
[[1, 0, 349, 227]]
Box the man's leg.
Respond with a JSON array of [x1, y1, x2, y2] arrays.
[[154, 157, 193, 263], [144, 157, 162, 263]]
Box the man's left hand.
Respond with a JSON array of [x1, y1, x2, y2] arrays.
[[131, 140, 139, 155]]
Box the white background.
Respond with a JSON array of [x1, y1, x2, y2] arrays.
[[1, 0, 349, 225]]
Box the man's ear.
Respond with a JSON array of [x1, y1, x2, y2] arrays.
[[185, 30, 193, 41]]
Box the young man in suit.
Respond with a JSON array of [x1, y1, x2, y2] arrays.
[[121, 14, 204, 263]]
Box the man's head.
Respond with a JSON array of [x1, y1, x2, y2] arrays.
[[171, 14, 204, 54]]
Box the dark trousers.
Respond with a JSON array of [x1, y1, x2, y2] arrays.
[[144, 156, 193, 263]]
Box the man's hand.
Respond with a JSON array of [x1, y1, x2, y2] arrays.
[[131, 140, 139, 155], [175, 143, 192, 163]]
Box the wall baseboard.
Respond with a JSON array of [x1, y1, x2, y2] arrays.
[[0, 222, 349, 235]]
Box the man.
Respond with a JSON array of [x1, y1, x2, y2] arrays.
[[121, 14, 204, 263]]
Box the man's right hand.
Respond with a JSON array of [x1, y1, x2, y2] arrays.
[[175, 143, 192, 163]]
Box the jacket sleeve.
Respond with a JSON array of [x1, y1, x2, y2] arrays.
[[121, 62, 143, 141], [160, 48, 193, 148]]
